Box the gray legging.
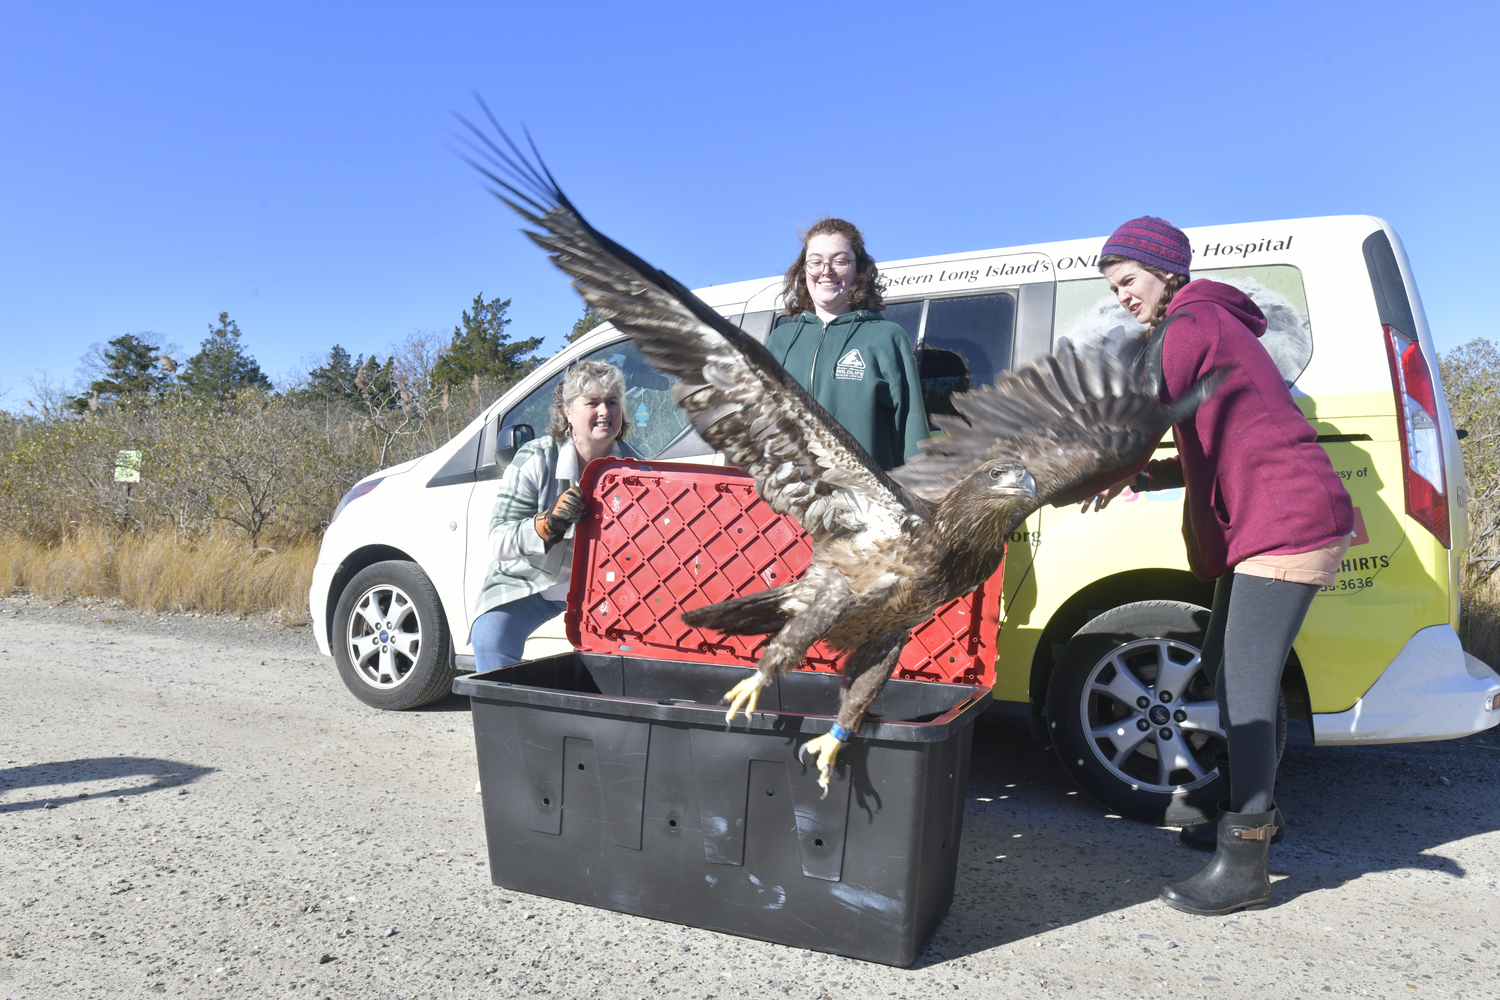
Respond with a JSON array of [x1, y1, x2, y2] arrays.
[[1196, 572, 1319, 814]]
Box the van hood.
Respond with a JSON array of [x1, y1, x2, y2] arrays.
[[374, 456, 422, 479], [1172, 279, 1267, 338]]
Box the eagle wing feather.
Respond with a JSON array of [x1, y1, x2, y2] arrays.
[[891, 321, 1210, 504], [458, 109, 921, 542]]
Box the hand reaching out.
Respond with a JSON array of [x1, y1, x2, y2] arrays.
[[1079, 482, 1131, 514]]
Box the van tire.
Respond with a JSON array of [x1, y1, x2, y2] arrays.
[[1046, 600, 1287, 827], [333, 560, 456, 711]]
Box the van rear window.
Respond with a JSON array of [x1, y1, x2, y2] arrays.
[[923, 294, 1017, 392], [1054, 264, 1313, 384]]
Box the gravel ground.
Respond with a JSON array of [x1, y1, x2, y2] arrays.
[[3, 591, 1499, 999]]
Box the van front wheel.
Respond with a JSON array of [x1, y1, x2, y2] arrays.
[[1047, 601, 1229, 827], [333, 560, 456, 710]]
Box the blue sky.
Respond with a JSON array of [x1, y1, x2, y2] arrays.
[[2, 1, 1495, 407]]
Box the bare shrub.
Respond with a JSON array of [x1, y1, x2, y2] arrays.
[[0, 304, 549, 618], [2, 368, 526, 547], [2, 393, 366, 546], [1442, 338, 1500, 664], [1442, 339, 1500, 574]]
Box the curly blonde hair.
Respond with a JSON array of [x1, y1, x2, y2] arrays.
[[546, 359, 630, 443], [780, 218, 884, 317]]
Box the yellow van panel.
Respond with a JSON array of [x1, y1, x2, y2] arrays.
[[1297, 391, 1399, 424], [993, 391, 1454, 717], [994, 495, 1195, 704], [1303, 409, 1451, 712], [994, 518, 1042, 704]]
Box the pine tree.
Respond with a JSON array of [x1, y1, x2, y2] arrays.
[[72, 333, 171, 410], [306, 344, 361, 402], [430, 294, 543, 388], [353, 354, 398, 408], [179, 312, 272, 398], [567, 305, 605, 343]]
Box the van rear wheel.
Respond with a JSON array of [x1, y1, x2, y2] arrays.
[[333, 560, 456, 710], [1047, 600, 1289, 827]]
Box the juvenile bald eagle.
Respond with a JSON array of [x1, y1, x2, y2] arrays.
[[460, 111, 1221, 790]]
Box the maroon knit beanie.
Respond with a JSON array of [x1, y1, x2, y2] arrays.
[[1101, 216, 1192, 276]]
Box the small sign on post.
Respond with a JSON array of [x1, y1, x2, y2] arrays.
[[114, 450, 142, 483]]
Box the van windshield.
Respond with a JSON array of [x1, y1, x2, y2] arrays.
[[494, 339, 691, 468]]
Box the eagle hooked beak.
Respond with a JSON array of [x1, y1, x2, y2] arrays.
[[992, 468, 1037, 498]]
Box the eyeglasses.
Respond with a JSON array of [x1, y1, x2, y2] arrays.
[[805, 255, 853, 275]]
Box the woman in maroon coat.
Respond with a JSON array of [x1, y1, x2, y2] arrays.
[[1085, 217, 1354, 916]]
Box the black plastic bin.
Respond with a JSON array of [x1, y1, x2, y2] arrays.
[[455, 652, 989, 966]]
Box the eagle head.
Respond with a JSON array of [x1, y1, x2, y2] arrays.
[[935, 463, 1038, 540], [983, 465, 1037, 500]]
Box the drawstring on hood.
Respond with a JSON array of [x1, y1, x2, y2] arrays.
[[772, 311, 875, 385]]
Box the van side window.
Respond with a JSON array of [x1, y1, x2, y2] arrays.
[[1054, 264, 1313, 385], [884, 301, 923, 348], [918, 293, 1016, 420], [1197, 264, 1313, 384]]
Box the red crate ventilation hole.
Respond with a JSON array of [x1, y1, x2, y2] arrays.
[[565, 459, 1002, 687]]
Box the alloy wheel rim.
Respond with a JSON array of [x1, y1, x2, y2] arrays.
[[346, 584, 423, 690], [1077, 636, 1225, 794]]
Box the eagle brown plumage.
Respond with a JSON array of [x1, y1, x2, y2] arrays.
[[459, 107, 1222, 791]]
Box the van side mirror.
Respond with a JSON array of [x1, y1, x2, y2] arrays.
[[496, 423, 535, 466]]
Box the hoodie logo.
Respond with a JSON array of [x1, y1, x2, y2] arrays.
[[834, 349, 865, 381]]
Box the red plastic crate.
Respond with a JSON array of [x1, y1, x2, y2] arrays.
[[565, 459, 1000, 686]]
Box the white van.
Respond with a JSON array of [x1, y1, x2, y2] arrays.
[[310, 214, 1500, 823]]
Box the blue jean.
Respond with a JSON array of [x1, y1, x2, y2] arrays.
[[471, 594, 567, 672]]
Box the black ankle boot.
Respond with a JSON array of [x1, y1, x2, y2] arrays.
[[1180, 801, 1285, 851], [1160, 809, 1276, 915]]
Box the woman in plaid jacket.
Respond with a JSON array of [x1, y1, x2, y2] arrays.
[[471, 359, 638, 670]]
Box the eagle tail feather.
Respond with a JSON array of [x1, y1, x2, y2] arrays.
[[681, 585, 797, 637]]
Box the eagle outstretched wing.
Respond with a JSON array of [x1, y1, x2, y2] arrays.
[[891, 321, 1217, 503], [457, 106, 919, 541]]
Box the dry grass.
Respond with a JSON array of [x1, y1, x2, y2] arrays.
[[0, 529, 316, 621], [1460, 572, 1500, 670]]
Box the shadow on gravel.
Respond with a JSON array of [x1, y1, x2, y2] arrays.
[[907, 718, 1500, 966], [411, 691, 474, 713], [0, 756, 216, 812], [1263, 720, 1500, 904]]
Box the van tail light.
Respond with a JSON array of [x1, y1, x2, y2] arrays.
[[1382, 325, 1450, 547]]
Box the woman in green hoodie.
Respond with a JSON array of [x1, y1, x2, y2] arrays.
[[764, 219, 928, 470]]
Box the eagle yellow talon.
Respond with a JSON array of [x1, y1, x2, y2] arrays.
[[798, 733, 844, 796], [723, 674, 769, 724]]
